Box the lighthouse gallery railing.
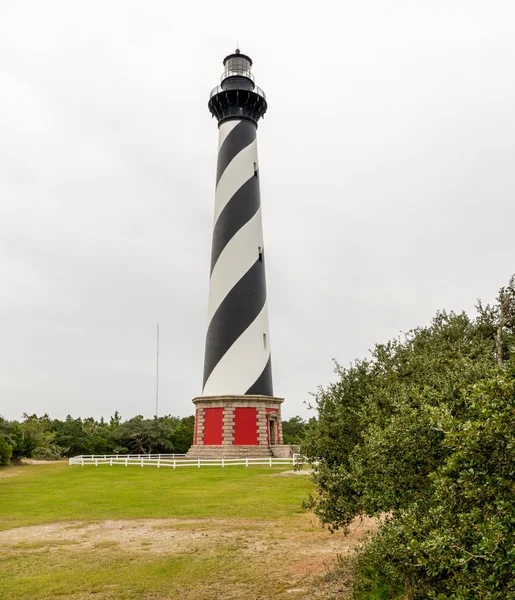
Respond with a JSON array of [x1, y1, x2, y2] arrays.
[[209, 84, 266, 100]]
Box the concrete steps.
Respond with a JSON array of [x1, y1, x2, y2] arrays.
[[186, 445, 274, 459]]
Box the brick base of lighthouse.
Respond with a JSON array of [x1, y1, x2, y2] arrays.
[[186, 395, 287, 458]]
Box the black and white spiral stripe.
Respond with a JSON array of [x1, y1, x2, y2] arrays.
[[202, 119, 273, 397]]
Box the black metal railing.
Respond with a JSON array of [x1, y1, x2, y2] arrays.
[[209, 84, 266, 101]]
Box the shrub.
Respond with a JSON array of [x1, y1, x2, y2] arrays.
[[303, 276, 515, 598], [0, 436, 13, 466], [352, 369, 515, 599], [31, 446, 63, 460]]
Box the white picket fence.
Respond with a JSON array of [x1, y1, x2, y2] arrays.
[[68, 454, 302, 469]]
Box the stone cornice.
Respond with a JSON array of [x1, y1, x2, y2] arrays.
[[192, 395, 284, 407]]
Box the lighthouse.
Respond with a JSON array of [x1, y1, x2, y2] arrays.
[[187, 49, 286, 458]]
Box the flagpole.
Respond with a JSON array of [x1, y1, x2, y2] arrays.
[[155, 323, 159, 417]]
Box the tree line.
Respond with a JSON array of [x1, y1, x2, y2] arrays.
[[0, 411, 312, 465], [0, 413, 195, 463], [302, 275, 515, 599]]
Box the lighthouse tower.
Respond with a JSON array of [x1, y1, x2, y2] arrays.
[[188, 50, 286, 458]]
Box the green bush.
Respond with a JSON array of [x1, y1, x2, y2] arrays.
[[352, 370, 515, 599], [281, 415, 317, 445], [303, 276, 515, 598], [303, 309, 499, 531], [31, 446, 64, 460], [0, 436, 13, 466]]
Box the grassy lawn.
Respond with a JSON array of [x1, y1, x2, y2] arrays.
[[0, 462, 312, 528], [0, 463, 368, 599]]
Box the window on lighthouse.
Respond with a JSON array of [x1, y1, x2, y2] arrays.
[[263, 333, 267, 350], [253, 162, 258, 176], [258, 246, 263, 262]]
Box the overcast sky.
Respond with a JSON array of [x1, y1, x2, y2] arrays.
[[1, 1, 514, 422]]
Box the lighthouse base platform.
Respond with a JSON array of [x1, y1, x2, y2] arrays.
[[186, 395, 287, 459]]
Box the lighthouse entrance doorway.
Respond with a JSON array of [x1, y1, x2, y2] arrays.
[[268, 418, 277, 445]]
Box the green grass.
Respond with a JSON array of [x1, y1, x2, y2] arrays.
[[0, 463, 320, 599], [1, 544, 262, 600], [0, 463, 312, 530], [1, 541, 272, 600]]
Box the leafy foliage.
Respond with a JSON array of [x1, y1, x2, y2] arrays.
[[0, 417, 19, 463], [0, 413, 195, 462], [303, 276, 515, 598], [353, 369, 515, 599], [0, 434, 12, 466], [281, 415, 316, 445], [21, 414, 65, 460]]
